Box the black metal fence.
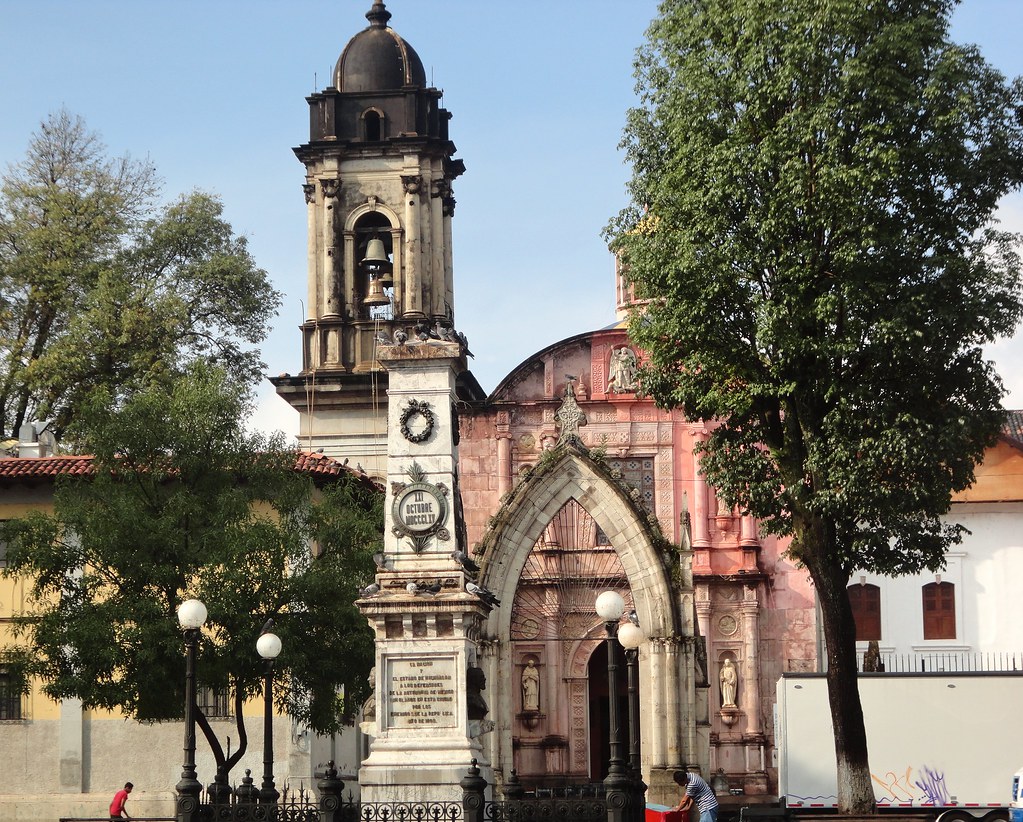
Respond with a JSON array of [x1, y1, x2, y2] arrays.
[[856, 649, 1022, 672], [82, 760, 644, 822]]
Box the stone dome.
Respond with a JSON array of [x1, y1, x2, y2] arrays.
[[334, 2, 427, 93]]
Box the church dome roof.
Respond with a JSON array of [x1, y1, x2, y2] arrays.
[[334, 2, 427, 93]]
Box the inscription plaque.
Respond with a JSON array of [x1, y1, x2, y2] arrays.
[[386, 656, 457, 729]]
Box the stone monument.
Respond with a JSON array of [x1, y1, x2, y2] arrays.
[[356, 339, 493, 803]]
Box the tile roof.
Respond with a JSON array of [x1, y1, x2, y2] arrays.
[[0, 455, 94, 481], [0, 452, 381, 491], [1003, 410, 1023, 449]]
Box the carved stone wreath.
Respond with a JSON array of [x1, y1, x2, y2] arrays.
[[400, 399, 435, 444]]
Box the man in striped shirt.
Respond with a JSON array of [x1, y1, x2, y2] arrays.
[[671, 770, 719, 822]]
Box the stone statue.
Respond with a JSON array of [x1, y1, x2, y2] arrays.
[[359, 667, 377, 736], [608, 347, 638, 393], [521, 659, 540, 712], [720, 659, 738, 707], [466, 666, 489, 721]]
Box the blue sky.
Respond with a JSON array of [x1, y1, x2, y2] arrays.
[[2, 1, 1021, 436]]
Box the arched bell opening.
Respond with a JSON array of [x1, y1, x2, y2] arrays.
[[354, 211, 394, 319], [361, 108, 385, 142]]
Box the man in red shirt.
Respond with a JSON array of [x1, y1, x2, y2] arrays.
[[109, 782, 133, 820]]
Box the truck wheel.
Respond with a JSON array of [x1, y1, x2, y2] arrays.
[[981, 811, 1008, 822], [937, 811, 978, 822]]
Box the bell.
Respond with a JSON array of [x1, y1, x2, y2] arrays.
[[361, 237, 393, 286], [362, 275, 390, 307]]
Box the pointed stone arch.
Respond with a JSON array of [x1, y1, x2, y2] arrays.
[[472, 437, 695, 791]]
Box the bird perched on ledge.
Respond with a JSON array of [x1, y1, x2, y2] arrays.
[[466, 581, 500, 609], [451, 549, 480, 575], [360, 582, 381, 598], [407, 581, 442, 596]]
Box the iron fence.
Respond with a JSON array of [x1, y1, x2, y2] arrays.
[[857, 650, 1022, 672]]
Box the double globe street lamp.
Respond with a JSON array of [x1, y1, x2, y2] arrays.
[[595, 590, 647, 822], [175, 599, 283, 820]]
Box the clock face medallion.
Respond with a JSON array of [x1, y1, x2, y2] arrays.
[[393, 483, 447, 535]]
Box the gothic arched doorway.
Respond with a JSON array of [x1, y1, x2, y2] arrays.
[[475, 440, 691, 796]]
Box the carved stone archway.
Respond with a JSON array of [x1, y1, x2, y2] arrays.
[[472, 438, 697, 801]]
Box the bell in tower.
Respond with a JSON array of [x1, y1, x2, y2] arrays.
[[272, 1, 483, 473]]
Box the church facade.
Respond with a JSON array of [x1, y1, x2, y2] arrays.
[[278, 2, 1023, 808]]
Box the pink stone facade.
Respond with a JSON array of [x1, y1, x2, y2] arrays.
[[458, 326, 817, 795]]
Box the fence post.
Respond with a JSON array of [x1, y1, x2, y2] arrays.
[[505, 769, 525, 801], [461, 759, 488, 822], [318, 760, 346, 822]]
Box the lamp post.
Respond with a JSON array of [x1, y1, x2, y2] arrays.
[[176, 599, 207, 822], [618, 621, 648, 822], [257, 630, 282, 807], [595, 590, 632, 822]]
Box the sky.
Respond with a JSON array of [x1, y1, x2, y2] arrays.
[[2, 0, 1022, 438]]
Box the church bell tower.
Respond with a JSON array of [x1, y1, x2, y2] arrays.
[[273, 1, 480, 473]]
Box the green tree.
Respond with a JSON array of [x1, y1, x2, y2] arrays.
[[0, 364, 381, 779], [0, 109, 279, 440], [608, 0, 1023, 812]]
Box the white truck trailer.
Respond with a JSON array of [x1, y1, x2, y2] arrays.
[[776, 672, 1023, 821]]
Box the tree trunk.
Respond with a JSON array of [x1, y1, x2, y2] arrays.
[[802, 519, 876, 815]]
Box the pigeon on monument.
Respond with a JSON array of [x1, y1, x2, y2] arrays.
[[451, 550, 480, 575], [360, 582, 381, 598], [393, 327, 408, 344], [466, 581, 500, 608], [373, 552, 388, 570]]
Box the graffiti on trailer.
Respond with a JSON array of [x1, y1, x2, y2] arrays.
[[915, 765, 951, 806], [871, 765, 950, 806], [872, 767, 917, 803]]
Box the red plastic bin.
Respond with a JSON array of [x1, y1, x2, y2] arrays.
[[646, 805, 687, 822]]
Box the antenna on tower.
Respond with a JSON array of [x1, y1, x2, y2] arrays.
[[314, 71, 317, 91]]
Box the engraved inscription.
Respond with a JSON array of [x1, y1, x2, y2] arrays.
[[387, 657, 457, 729]]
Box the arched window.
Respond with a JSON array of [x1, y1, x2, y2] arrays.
[[847, 583, 881, 642], [363, 109, 383, 141], [922, 581, 956, 640], [354, 212, 394, 318]]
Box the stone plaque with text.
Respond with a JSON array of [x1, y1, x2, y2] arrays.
[[386, 656, 457, 729]]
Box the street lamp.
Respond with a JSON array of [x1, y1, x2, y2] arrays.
[[597, 588, 626, 797], [176, 598, 207, 822], [257, 630, 282, 806], [618, 621, 647, 822]]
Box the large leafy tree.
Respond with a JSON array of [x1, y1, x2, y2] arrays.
[[608, 0, 1023, 812], [1, 364, 381, 778], [0, 110, 279, 440]]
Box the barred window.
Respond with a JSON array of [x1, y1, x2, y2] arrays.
[[0, 671, 23, 720], [197, 686, 230, 719]]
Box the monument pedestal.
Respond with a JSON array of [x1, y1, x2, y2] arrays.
[[357, 340, 494, 803]]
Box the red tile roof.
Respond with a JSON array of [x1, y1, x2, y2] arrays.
[[0, 455, 94, 481], [0, 452, 381, 491]]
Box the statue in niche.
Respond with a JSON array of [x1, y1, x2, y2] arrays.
[[720, 658, 738, 707], [607, 347, 639, 393], [521, 659, 540, 712], [466, 666, 489, 721]]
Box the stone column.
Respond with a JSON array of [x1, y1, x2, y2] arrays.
[[402, 174, 423, 317], [320, 179, 341, 319], [304, 183, 317, 322], [739, 588, 761, 734]]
